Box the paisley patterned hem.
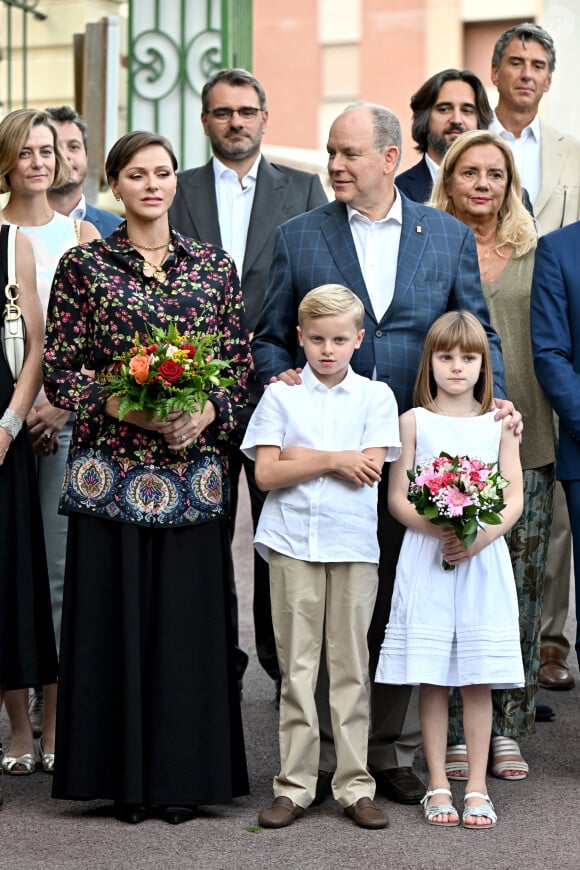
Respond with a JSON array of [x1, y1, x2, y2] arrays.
[[60, 448, 228, 527]]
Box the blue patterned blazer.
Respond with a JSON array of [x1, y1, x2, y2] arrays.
[[252, 194, 505, 413]]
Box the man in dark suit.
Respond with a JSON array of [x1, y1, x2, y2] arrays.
[[169, 68, 327, 694], [252, 102, 517, 807], [45, 106, 122, 236], [531, 221, 580, 669], [396, 69, 492, 203]]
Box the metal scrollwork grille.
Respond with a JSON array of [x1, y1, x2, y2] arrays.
[[128, 0, 223, 169]]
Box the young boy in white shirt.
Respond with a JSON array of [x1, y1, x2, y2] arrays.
[[242, 284, 401, 829]]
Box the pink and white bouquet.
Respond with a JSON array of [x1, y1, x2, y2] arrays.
[[407, 452, 509, 570]]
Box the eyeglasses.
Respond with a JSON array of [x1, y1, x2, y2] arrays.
[[206, 106, 262, 121]]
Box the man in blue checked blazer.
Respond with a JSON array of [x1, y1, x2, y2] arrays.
[[253, 102, 515, 810]]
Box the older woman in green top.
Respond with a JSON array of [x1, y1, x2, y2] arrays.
[[430, 129, 555, 782]]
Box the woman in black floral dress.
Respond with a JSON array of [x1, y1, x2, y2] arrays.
[[44, 131, 250, 824]]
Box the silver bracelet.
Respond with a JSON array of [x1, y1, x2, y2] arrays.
[[0, 408, 23, 440]]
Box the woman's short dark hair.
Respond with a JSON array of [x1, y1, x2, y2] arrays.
[[410, 69, 492, 154], [106, 131, 178, 181]]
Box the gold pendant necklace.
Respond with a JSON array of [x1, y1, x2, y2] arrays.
[[142, 260, 167, 282]]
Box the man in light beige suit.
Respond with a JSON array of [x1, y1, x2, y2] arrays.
[[490, 22, 578, 695]]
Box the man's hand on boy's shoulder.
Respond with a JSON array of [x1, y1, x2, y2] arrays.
[[266, 367, 303, 388]]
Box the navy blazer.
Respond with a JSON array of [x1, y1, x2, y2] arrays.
[[395, 157, 433, 204], [85, 203, 122, 237], [252, 195, 505, 413], [169, 158, 327, 331], [531, 221, 580, 481]]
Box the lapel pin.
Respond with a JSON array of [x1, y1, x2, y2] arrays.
[[416, 225, 422, 233]]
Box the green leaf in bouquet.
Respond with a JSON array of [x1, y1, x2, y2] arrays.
[[479, 509, 503, 525], [462, 529, 478, 547], [430, 515, 451, 526]]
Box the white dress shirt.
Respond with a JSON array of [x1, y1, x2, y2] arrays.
[[213, 154, 260, 278], [241, 364, 401, 564], [68, 193, 86, 221], [347, 189, 403, 321], [425, 152, 441, 186], [490, 112, 541, 205]]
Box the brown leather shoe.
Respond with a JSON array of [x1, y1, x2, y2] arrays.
[[258, 796, 304, 829], [344, 797, 389, 829], [539, 645, 575, 690]]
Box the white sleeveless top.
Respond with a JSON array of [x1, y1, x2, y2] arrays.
[[7, 212, 80, 404], [7, 212, 80, 316]]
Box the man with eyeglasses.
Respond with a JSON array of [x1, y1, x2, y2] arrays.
[[169, 68, 327, 702]]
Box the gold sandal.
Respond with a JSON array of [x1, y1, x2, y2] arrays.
[[1, 752, 36, 775], [40, 740, 55, 774]]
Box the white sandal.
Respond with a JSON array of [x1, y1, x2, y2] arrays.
[[445, 744, 469, 781], [490, 736, 529, 780], [462, 792, 497, 829], [421, 788, 460, 826]]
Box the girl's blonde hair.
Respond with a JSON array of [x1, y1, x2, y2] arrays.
[[413, 310, 494, 412], [0, 109, 71, 194], [429, 129, 536, 259], [298, 283, 364, 330]]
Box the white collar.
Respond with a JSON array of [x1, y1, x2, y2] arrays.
[[301, 362, 357, 393], [212, 153, 261, 183], [491, 111, 541, 142], [347, 186, 403, 225]]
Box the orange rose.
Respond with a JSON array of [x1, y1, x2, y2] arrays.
[[129, 354, 150, 384]]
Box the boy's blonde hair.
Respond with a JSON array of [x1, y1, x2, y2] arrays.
[[413, 310, 494, 412], [298, 284, 365, 330]]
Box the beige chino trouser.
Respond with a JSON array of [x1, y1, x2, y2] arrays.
[[269, 552, 378, 809]]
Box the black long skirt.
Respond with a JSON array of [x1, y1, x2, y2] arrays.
[[52, 513, 249, 806], [0, 354, 57, 690]]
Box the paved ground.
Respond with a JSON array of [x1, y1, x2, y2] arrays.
[[1, 477, 578, 869]]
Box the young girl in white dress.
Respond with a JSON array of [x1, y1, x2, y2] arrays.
[[376, 311, 524, 830]]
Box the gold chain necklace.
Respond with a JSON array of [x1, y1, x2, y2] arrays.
[[127, 236, 173, 251], [128, 236, 175, 282], [472, 226, 498, 244]]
